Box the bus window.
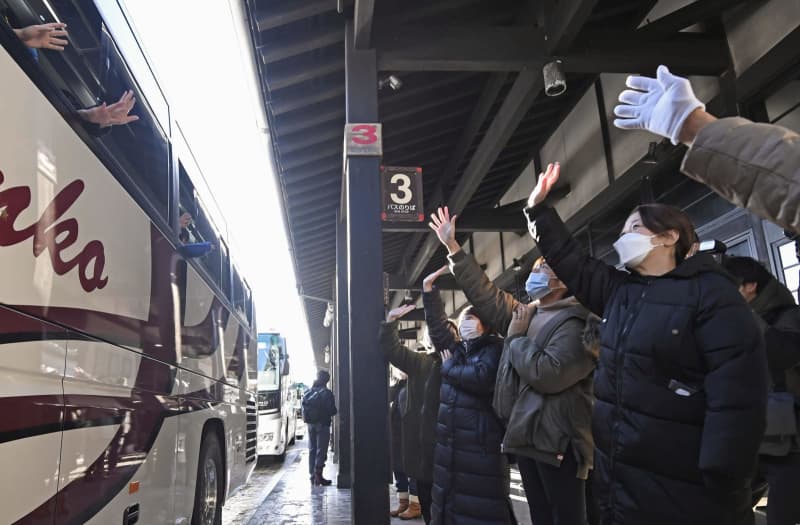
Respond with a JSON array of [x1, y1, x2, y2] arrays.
[[243, 281, 253, 326], [219, 240, 232, 300], [0, 0, 170, 218], [233, 269, 245, 317]]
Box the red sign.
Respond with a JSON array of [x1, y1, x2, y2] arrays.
[[344, 123, 382, 156]]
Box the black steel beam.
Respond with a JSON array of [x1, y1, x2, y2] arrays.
[[375, 24, 728, 74], [376, 26, 543, 71], [353, 0, 375, 49], [545, 0, 600, 54], [335, 208, 352, 487], [268, 57, 345, 91], [383, 209, 527, 233], [256, 0, 336, 32], [344, 20, 389, 524], [389, 74, 506, 307], [398, 328, 420, 340], [260, 26, 344, 64], [397, 68, 543, 305], [562, 33, 730, 75], [636, 0, 752, 36]]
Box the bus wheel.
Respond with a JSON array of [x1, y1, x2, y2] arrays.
[[192, 431, 223, 525]]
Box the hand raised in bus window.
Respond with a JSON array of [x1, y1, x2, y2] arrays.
[[77, 90, 139, 128], [13, 23, 68, 50]]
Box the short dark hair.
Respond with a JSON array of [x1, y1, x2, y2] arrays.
[[722, 256, 772, 291], [633, 203, 697, 264], [316, 369, 330, 385]]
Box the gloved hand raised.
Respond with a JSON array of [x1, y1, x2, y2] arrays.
[[613, 65, 704, 145]]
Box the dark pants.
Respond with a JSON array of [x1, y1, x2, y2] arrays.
[[307, 422, 331, 475], [394, 470, 418, 495], [417, 480, 433, 524], [759, 452, 800, 525], [517, 447, 586, 525]]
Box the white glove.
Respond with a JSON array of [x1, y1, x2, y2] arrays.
[[613, 65, 705, 145]]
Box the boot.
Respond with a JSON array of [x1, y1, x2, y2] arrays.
[[398, 499, 421, 520], [314, 469, 332, 486], [390, 494, 409, 517]]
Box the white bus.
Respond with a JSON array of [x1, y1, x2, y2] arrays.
[[0, 0, 258, 523], [256, 332, 297, 460]]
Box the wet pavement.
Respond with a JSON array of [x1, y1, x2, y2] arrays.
[[223, 448, 765, 525]]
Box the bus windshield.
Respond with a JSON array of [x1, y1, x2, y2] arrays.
[[257, 334, 284, 391]]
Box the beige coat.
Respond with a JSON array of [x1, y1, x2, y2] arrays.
[[681, 117, 800, 232]]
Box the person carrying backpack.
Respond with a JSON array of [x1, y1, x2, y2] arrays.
[[429, 206, 596, 525], [303, 369, 337, 486], [722, 256, 800, 525]]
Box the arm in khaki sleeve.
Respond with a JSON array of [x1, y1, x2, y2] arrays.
[[448, 250, 518, 335], [681, 117, 800, 233]]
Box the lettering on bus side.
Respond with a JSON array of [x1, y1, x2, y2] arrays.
[[0, 170, 108, 291]]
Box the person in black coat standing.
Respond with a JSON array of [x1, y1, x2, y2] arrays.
[[524, 162, 768, 525], [424, 286, 512, 525], [303, 369, 337, 486]]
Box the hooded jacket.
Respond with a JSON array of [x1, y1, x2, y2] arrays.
[[527, 203, 768, 525], [423, 289, 511, 525], [681, 117, 800, 233], [380, 322, 442, 483], [448, 249, 595, 479]]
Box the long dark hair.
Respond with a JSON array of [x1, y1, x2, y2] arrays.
[[633, 203, 696, 264]]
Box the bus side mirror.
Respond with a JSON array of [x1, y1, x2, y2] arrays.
[[281, 357, 290, 376]]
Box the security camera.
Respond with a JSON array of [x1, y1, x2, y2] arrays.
[[379, 74, 403, 91], [543, 61, 567, 97]]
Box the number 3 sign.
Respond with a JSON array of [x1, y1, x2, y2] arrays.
[[344, 123, 382, 156], [381, 166, 424, 222]]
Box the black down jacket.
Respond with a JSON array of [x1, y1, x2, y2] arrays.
[[528, 204, 768, 525], [424, 290, 511, 525]]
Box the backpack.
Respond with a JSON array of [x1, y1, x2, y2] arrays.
[[302, 388, 325, 424]]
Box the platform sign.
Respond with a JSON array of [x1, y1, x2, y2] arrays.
[[381, 166, 424, 222], [344, 123, 382, 156]]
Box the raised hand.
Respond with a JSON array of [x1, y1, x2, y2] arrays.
[[441, 349, 453, 363], [386, 304, 416, 322], [15, 23, 68, 50], [422, 265, 449, 292], [79, 90, 139, 128], [527, 162, 561, 208], [613, 65, 705, 145], [428, 206, 461, 254]]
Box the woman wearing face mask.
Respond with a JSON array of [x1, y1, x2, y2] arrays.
[[524, 163, 768, 525], [429, 207, 596, 525], [421, 274, 512, 525]]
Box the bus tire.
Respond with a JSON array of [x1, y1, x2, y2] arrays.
[[192, 431, 224, 525]]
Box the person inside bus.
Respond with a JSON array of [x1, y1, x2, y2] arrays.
[[722, 256, 800, 525], [419, 271, 512, 525], [1, 3, 139, 133], [614, 64, 800, 234], [524, 161, 768, 524], [429, 205, 597, 525]]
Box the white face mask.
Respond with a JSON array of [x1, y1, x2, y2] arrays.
[[459, 319, 482, 341], [613, 232, 661, 268]]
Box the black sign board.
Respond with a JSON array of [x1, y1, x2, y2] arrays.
[[380, 166, 423, 222]]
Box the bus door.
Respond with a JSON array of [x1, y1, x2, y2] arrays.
[[0, 305, 67, 524]]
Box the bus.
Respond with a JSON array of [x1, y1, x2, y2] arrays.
[[256, 332, 297, 460], [0, 1, 258, 523]]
